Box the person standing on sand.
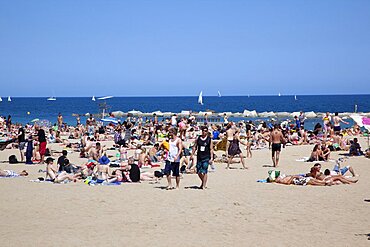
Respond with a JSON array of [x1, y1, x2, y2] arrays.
[[35, 125, 47, 164], [57, 113, 63, 130], [322, 112, 331, 136], [86, 114, 96, 135], [333, 112, 349, 134], [190, 126, 214, 189], [225, 122, 235, 157], [269, 124, 286, 167], [164, 128, 183, 190], [299, 111, 307, 127]]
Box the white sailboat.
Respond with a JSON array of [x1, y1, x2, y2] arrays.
[[198, 91, 203, 105], [294, 95, 297, 100], [278, 93, 281, 97], [92, 96, 96, 101], [0, 97, 2, 102], [8, 96, 11, 102], [97, 95, 114, 100], [47, 91, 56, 101], [47, 97, 56, 101], [218, 91, 221, 97]]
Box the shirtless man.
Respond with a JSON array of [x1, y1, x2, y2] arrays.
[[57, 113, 63, 130], [333, 112, 349, 134], [89, 142, 104, 161], [269, 124, 286, 167], [86, 114, 96, 135], [225, 122, 235, 156]]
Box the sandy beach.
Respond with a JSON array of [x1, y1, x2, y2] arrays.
[[0, 137, 369, 247]]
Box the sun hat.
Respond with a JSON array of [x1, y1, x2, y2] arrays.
[[98, 156, 110, 165]]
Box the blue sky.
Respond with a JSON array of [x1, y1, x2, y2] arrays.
[[1, 0, 370, 97]]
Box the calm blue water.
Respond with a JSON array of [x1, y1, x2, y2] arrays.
[[0, 95, 369, 129]]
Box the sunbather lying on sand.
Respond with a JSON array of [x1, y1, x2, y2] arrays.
[[0, 169, 28, 177]]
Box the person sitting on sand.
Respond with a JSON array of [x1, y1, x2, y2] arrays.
[[320, 142, 331, 161], [120, 156, 140, 182], [307, 144, 321, 162], [148, 143, 160, 162], [45, 157, 77, 183], [89, 142, 105, 161], [0, 169, 28, 177], [93, 156, 117, 184], [349, 138, 363, 156]]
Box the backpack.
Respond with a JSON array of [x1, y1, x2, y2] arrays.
[[9, 155, 18, 164]]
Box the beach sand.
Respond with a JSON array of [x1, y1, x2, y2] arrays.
[[0, 138, 369, 246]]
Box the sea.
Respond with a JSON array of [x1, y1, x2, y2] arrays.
[[1, 95, 369, 131]]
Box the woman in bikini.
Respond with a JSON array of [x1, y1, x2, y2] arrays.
[[226, 130, 248, 169]]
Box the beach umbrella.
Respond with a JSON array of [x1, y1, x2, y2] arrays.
[[111, 111, 125, 117], [350, 115, 370, 131], [351, 114, 370, 147], [31, 118, 40, 123], [100, 117, 119, 124]]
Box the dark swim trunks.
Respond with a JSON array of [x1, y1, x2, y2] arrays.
[[333, 126, 341, 132], [272, 143, 281, 152]]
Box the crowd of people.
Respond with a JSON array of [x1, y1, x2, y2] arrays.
[[0, 111, 368, 188]]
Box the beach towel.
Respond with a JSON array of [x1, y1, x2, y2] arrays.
[[150, 162, 161, 168]]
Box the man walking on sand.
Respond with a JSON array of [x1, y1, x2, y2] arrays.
[[164, 128, 183, 190], [270, 124, 286, 167], [190, 126, 214, 189]]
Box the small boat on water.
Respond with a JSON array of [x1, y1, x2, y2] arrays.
[[8, 96, 11, 102], [294, 95, 297, 100], [92, 96, 96, 101], [198, 91, 203, 105], [218, 91, 221, 97], [97, 95, 114, 100], [0, 97, 2, 102], [47, 97, 56, 101]]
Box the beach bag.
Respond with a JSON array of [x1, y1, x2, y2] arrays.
[[9, 155, 18, 164], [268, 170, 280, 182]]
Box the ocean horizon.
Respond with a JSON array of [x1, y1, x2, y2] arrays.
[[1, 95, 370, 130]]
